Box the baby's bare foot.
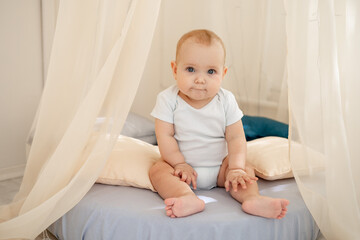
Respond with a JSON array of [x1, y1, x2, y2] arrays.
[[164, 194, 205, 218], [242, 195, 289, 219]]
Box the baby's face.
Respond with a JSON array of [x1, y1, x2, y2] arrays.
[[172, 39, 227, 107]]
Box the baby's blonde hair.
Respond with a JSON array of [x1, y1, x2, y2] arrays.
[[175, 29, 226, 63]]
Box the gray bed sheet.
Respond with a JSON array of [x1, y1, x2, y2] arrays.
[[49, 178, 319, 240]]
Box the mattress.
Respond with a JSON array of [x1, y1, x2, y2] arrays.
[[49, 178, 319, 240]]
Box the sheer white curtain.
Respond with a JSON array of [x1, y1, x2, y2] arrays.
[[285, 0, 360, 239], [223, 0, 288, 123], [0, 0, 161, 239]]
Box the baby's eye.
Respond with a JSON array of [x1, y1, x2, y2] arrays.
[[186, 67, 195, 72], [208, 69, 216, 74]]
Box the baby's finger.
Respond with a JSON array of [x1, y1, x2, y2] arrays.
[[185, 175, 192, 185], [246, 176, 258, 184], [239, 178, 247, 189], [251, 176, 258, 181], [231, 180, 238, 192], [174, 169, 181, 177], [191, 175, 197, 189], [181, 172, 187, 182], [243, 176, 252, 184], [224, 180, 230, 192]]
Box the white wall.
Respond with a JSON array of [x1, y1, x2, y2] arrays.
[[0, 0, 43, 180], [0, 1, 288, 181], [130, 7, 165, 120], [131, 1, 288, 123]]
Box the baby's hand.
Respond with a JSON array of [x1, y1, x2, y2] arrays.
[[173, 163, 198, 189], [225, 168, 258, 192]]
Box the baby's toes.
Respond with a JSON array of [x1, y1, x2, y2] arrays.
[[166, 209, 173, 217]]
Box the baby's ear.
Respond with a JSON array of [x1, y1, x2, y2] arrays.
[[171, 61, 177, 77], [223, 66, 228, 77], [171, 61, 176, 72]]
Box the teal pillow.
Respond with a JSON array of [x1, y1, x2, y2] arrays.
[[242, 115, 288, 141]]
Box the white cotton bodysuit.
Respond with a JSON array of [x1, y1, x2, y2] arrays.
[[151, 85, 243, 189]]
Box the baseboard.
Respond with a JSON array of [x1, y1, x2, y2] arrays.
[[0, 164, 25, 181]]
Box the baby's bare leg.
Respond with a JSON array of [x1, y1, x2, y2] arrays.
[[230, 167, 289, 219], [217, 158, 289, 219], [149, 161, 205, 218]]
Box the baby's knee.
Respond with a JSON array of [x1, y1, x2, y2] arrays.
[[149, 160, 172, 180], [149, 161, 162, 178]]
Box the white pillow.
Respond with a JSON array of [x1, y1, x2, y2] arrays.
[[96, 135, 162, 191], [95, 112, 156, 144], [246, 137, 293, 180], [120, 112, 156, 144]]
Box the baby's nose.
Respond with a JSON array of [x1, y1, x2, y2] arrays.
[[194, 75, 206, 84]]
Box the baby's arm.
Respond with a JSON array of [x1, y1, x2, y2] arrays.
[[155, 119, 198, 189], [225, 120, 258, 192]]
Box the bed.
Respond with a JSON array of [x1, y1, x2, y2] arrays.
[[48, 178, 319, 240], [47, 113, 320, 240]]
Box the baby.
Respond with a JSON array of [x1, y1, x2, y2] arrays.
[[150, 29, 289, 219]]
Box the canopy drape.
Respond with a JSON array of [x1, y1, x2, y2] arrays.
[[285, 0, 360, 239], [0, 0, 359, 239], [0, 0, 160, 239]]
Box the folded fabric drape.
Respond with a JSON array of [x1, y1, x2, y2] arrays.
[[285, 0, 360, 239], [0, 0, 161, 239]]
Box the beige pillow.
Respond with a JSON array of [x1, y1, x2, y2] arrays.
[[96, 135, 162, 191], [97, 136, 293, 191], [246, 137, 293, 180]]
